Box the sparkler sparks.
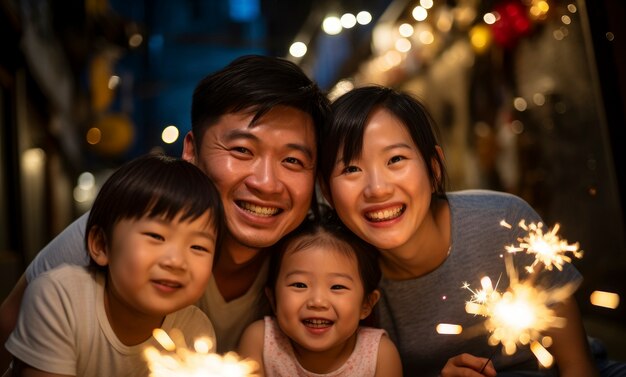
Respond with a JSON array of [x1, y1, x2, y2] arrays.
[[502, 220, 583, 272], [463, 255, 576, 364], [144, 328, 259, 377]]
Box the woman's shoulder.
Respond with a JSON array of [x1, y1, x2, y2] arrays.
[[448, 189, 533, 212]]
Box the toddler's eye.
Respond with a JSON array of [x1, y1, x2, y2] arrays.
[[289, 282, 307, 288], [331, 284, 348, 290], [191, 245, 210, 253]]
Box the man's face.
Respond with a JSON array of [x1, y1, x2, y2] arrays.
[[183, 106, 317, 252]]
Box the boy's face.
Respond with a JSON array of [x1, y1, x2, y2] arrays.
[[96, 212, 216, 318], [183, 105, 317, 251]]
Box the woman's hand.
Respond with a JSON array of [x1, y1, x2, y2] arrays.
[[441, 353, 496, 377]]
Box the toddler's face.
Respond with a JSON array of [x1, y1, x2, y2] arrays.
[[273, 245, 371, 353]]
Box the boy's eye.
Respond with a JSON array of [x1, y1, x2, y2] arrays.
[[144, 232, 164, 241], [289, 282, 307, 289]]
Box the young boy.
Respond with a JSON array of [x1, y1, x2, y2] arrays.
[[5, 154, 224, 376]]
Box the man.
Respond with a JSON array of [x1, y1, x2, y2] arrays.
[[0, 55, 330, 365]]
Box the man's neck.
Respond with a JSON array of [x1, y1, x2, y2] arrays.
[[212, 236, 269, 302]]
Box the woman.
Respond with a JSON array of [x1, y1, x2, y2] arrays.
[[318, 85, 598, 377]]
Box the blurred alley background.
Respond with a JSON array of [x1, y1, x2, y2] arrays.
[[1, 0, 625, 360]]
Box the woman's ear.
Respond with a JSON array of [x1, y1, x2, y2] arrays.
[[431, 145, 445, 192], [87, 227, 110, 267], [264, 287, 277, 314], [360, 289, 381, 320]]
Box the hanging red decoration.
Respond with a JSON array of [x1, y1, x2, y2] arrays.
[[490, 0, 532, 49]]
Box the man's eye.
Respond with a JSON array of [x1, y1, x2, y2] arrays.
[[284, 157, 303, 166], [232, 146, 250, 154]]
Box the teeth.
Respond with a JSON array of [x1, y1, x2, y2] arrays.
[[156, 280, 181, 288], [303, 319, 333, 328], [239, 202, 279, 217], [365, 206, 404, 222]]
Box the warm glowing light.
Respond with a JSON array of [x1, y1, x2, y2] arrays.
[[289, 42, 307, 58], [78, 172, 95, 190], [161, 125, 180, 144], [420, 0, 433, 9], [530, 1, 550, 20], [129, 33, 143, 48], [153, 328, 176, 351], [561, 15, 571, 25], [463, 255, 575, 360], [513, 97, 528, 111], [399, 23, 414, 37], [145, 328, 259, 377], [381, 50, 402, 69], [108, 75, 120, 90], [340, 13, 357, 28], [328, 79, 354, 101], [323, 16, 342, 35], [412, 6, 428, 21], [22, 148, 45, 172], [356, 11, 372, 25], [395, 38, 412, 52], [590, 291, 620, 309], [436, 323, 463, 335], [483, 12, 497, 25], [470, 25, 492, 54], [86, 127, 102, 145], [418, 30, 435, 44], [530, 340, 554, 368], [567, 4, 577, 13], [504, 220, 583, 272]]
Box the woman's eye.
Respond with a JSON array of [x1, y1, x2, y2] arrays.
[[341, 165, 360, 174], [389, 155, 405, 164]]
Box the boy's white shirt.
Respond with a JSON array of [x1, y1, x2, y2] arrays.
[[7, 264, 215, 376]]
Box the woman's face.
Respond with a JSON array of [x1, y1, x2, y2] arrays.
[[328, 108, 434, 254]]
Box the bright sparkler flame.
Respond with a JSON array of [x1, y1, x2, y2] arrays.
[[144, 328, 259, 377], [503, 220, 583, 272], [463, 255, 575, 363]]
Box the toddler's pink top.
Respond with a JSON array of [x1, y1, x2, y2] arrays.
[[263, 316, 385, 377]]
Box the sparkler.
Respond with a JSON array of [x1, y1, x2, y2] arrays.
[[144, 328, 259, 377], [462, 254, 577, 367], [502, 220, 583, 273]]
